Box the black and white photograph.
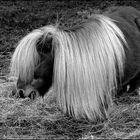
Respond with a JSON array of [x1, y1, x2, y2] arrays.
[[0, 0, 140, 139]]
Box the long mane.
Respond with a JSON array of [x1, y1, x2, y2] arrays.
[[53, 15, 127, 120], [10, 14, 127, 120], [10, 26, 57, 83]]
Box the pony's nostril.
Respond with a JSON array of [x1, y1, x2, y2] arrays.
[[18, 89, 25, 98], [28, 90, 37, 100]]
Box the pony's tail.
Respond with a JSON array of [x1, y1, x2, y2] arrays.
[[10, 26, 57, 83]]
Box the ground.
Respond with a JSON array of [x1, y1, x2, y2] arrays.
[[1, 0, 140, 139]]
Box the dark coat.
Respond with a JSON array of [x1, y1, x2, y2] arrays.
[[106, 7, 140, 92]]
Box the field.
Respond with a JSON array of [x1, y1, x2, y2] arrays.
[[1, 0, 140, 139]]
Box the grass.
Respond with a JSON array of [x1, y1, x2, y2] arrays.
[[1, 0, 140, 139]]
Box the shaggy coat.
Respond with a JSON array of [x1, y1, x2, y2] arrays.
[[10, 6, 140, 121]]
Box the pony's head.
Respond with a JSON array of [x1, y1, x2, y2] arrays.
[[16, 53, 54, 98], [10, 26, 56, 98], [10, 14, 126, 121]]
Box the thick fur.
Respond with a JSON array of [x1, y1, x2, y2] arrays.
[[10, 6, 140, 121], [106, 7, 140, 91]]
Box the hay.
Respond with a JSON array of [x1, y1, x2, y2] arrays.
[[0, 79, 140, 139]]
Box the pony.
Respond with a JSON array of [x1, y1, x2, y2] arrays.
[[9, 6, 140, 121]]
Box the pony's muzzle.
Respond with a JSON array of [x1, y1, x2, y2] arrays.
[[12, 83, 39, 99], [12, 88, 25, 98]]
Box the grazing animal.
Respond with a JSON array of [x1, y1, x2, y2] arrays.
[[10, 6, 140, 121]]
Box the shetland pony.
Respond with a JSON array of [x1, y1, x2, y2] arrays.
[[10, 6, 140, 121]]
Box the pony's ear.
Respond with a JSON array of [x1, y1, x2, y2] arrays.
[[36, 33, 53, 55]]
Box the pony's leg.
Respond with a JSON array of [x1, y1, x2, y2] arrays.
[[116, 84, 128, 97], [126, 72, 140, 94], [117, 71, 140, 97]]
